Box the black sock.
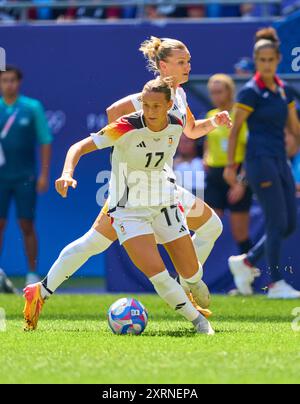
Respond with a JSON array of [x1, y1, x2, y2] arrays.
[[237, 239, 253, 255]]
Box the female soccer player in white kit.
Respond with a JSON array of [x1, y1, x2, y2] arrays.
[[23, 38, 232, 330], [25, 78, 227, 334], [24, 78, 230, 333]]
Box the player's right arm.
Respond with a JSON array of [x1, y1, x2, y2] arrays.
[[56, 137, 98, 198], [224, 85, 257, 186], [106, 94, 141, 123], [223, 107, 250, 187], [56, 118, 134, 198]]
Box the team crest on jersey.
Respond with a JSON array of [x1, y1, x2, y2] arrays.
[[168, 137, 174, 146]]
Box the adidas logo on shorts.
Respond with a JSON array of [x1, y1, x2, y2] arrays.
[[179, 226, 187, 233], [137, 141, 146, 148]]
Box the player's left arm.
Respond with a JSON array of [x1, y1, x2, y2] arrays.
[[287, 102, 300, 142], [33, 100, 53, 193], [184, 107, 232, 140]]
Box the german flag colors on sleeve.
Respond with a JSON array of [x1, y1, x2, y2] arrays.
[[91, 117, 135, 149]]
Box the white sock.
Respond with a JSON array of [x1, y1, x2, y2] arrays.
[[192, 210, 223, 265], [41, 229, 113, 298], [149, 270, 200, 322], [178, 264, 203, 293]]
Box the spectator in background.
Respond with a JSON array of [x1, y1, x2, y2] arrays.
[[204, 74, 253, 256], [186, 5, 205, 19], [0, 9, 15, 22], [144, 5, 165, 20], [224, 27, 300, 298], [174, 135, 204, 197], [242, 3, 280, 17], [0, 0, 17, 21], [122, 4, 137, 19], [73, 5, 105, 21], [32, 0, 53, 20], [0, 66, 52, 286], [286, 128, 300, 193], [206, 3, 222, 18], [234, 57, 255, 77], [105, 6, 122, 20], [240, 3, 256, 19]]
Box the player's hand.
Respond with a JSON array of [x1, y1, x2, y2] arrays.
[[227, 183, 246, 205], [55, 173, 77, 198], [36, 175, 49, 194], [214, 111, 233, 129], [223, 165, 237, 187]]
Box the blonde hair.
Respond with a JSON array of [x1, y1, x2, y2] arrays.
[[142, 77, 173, 102], [139, 36, 187, 74], [208, 74, 236, 102]]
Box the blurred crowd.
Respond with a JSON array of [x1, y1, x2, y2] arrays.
[[1, 1, 300, 22]]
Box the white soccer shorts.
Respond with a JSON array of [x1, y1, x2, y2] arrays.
[[110, 205, 190, 245], [176, 185, 197, 216]]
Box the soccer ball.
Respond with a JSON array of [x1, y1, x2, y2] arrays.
[[107, 297, 148, 335]]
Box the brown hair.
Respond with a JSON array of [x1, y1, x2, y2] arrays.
[[208, 74, 236, 102], [139, 36, 187, 74], [254, 27, 280, 58], [142, 77, 173, 102]]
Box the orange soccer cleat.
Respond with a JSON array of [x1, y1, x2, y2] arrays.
[[188, 292, 212, 319], [23, 283, 45, 331]]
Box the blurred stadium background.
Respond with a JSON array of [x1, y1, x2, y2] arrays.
[[0, 0, 300, 293]]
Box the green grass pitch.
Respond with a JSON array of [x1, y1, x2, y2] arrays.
[[1, 294, 300, 384]]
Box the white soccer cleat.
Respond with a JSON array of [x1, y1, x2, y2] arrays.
[[194, 314, 215, 336], [25, 273, 40, 287], [267, 280, 300, 300], [228, 254, 261, 296]]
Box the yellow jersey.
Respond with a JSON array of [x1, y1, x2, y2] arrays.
[[205, 109, 248, 168]]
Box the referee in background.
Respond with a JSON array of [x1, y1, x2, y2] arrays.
[[0, 65, 52, 286]]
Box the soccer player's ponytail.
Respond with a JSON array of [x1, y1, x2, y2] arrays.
[[139, 36, 187, 74], [254, 27, 280, 58]]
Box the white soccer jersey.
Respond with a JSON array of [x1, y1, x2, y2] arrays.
[[128, 87, 188, 179], [91, 111, 184, 210]]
